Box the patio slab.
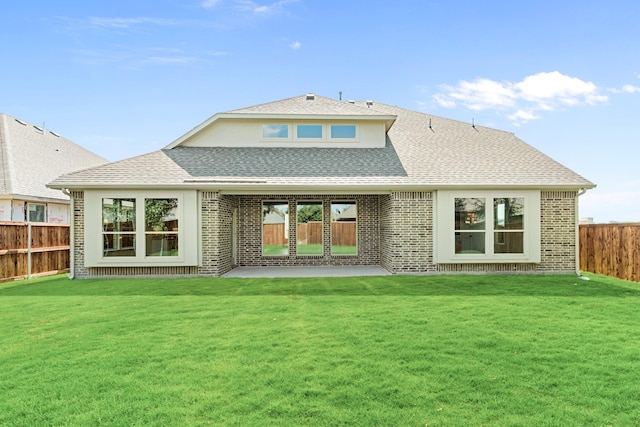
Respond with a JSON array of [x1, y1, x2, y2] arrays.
[[222, 265, 391, 278]]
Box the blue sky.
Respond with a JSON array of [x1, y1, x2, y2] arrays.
[[2, 0, 639, 223]]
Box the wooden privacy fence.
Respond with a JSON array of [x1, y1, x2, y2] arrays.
[[0, 222, 70, 281], [263, 222, 357, 247], [579, 223, 640, 282]]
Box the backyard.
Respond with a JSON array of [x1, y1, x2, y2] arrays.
[[1, 273, 639, 426]]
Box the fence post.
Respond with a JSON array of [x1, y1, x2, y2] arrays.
[[27, 222, 32, 279]]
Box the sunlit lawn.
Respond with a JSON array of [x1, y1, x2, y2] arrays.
[[1, 273, 639, 426]]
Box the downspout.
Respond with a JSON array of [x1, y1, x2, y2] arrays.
[[575, 188, 587, 276], [62, 188, 74, 279]]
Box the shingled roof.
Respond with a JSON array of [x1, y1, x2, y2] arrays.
[[49, 95, 594, 191], [1, 113, 107, 202]]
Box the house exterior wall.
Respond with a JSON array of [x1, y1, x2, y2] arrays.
[[236, 194, 380, 267], [381, 190, 578, 275], [380, 192, 435, 273], [69, 189, 578, 278], [200, 192, 238, 276]]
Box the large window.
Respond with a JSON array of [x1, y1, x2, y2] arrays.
[[85, 191, 197, 267], [437, 191, 540, 263], [102, 198, 136, 257], [262, 201, 289, 256], [297, 201, 323, 255], [331, 202, 357, 255], [145, 198, 179, 257]]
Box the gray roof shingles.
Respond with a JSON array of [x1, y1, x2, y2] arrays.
[[1, 113, 108, 201], [49, 94, 595, 190]]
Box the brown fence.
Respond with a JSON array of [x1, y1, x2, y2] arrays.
[[579, 223, 640, 282], [0, 222, 70, 281], [263, 222, 357, 247]]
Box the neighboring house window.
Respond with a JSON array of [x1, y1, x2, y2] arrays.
[[330, 125, 357, 139], [296, 124, 323, 139], [85, 191, 197, 267], [262, 124, 289, 139], [102, 198, 136, 257], [436, 191, 540, 263], [297, 201, 323, 255], [145, 198, 179, 257], [28, 203, 46, 222], [262, 201, 289, 256], [331, 201, 357, 255]]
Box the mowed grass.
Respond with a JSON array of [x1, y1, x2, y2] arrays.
[[1, 273, 639, 426]]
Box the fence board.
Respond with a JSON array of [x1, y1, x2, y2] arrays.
[[579, 223, 640, 282], [0, 222, 70, 281], [331, 222, 356, 247]]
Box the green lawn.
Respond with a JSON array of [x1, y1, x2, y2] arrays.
[[1, 273, 639, 426]]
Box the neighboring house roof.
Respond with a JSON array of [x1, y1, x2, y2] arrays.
[[49, 94, 595, 191], [333, 204, 357, 221], [263, 211, 285, 224], [0, 113, 108, 202]]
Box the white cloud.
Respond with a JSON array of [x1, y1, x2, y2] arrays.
[[610, 84, 640, 94], [433, 71, 609, 125], [235, 0, 296, 14], [201, 0, 223, 8], [289, 41, 301, 49], [87, 17, 180, 29]]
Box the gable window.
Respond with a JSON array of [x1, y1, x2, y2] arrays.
[[297, 201, 323, 255], [296, 124, 323, 139], [85, 191, 197, 267], [331, 202, 357, 255], [330, 125, 357, 139], [436, 191, 540, 263], [262, 124, 289, 139], [262, 201, 289, 256]]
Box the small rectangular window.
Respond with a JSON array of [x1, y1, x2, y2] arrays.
[[330, 125, 356, 139], [263, 202, 289, 256], [296, 124, 323, 139], [28, 203, 46, 222], [262, 124, 289, 138]]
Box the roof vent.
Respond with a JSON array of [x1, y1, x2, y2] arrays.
[[33, 125, 44, 134], [305, 93, 315, 101], [347, 100, 355, 104], [366, 100, 374, 108], [14, 118, 27, 126]]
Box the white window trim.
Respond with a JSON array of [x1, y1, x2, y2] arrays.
[[435, 190, 541, 263], [84, 190, 198, 267]]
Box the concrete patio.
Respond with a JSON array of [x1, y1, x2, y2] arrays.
[[221, 265, 391, 278]]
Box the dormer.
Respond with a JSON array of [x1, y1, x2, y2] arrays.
[[164, 94, 397, 149]]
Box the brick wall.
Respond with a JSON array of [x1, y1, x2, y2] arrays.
[[537, 190, 578, 273], [70, 191, 88, 278], [199, 192, 238, 276], [380, 192, 435, 273], [237, 194, 380, 267]]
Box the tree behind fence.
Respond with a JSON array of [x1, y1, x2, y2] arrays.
[[579, 223, 640, 282], [0, 222, 70, 281]]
